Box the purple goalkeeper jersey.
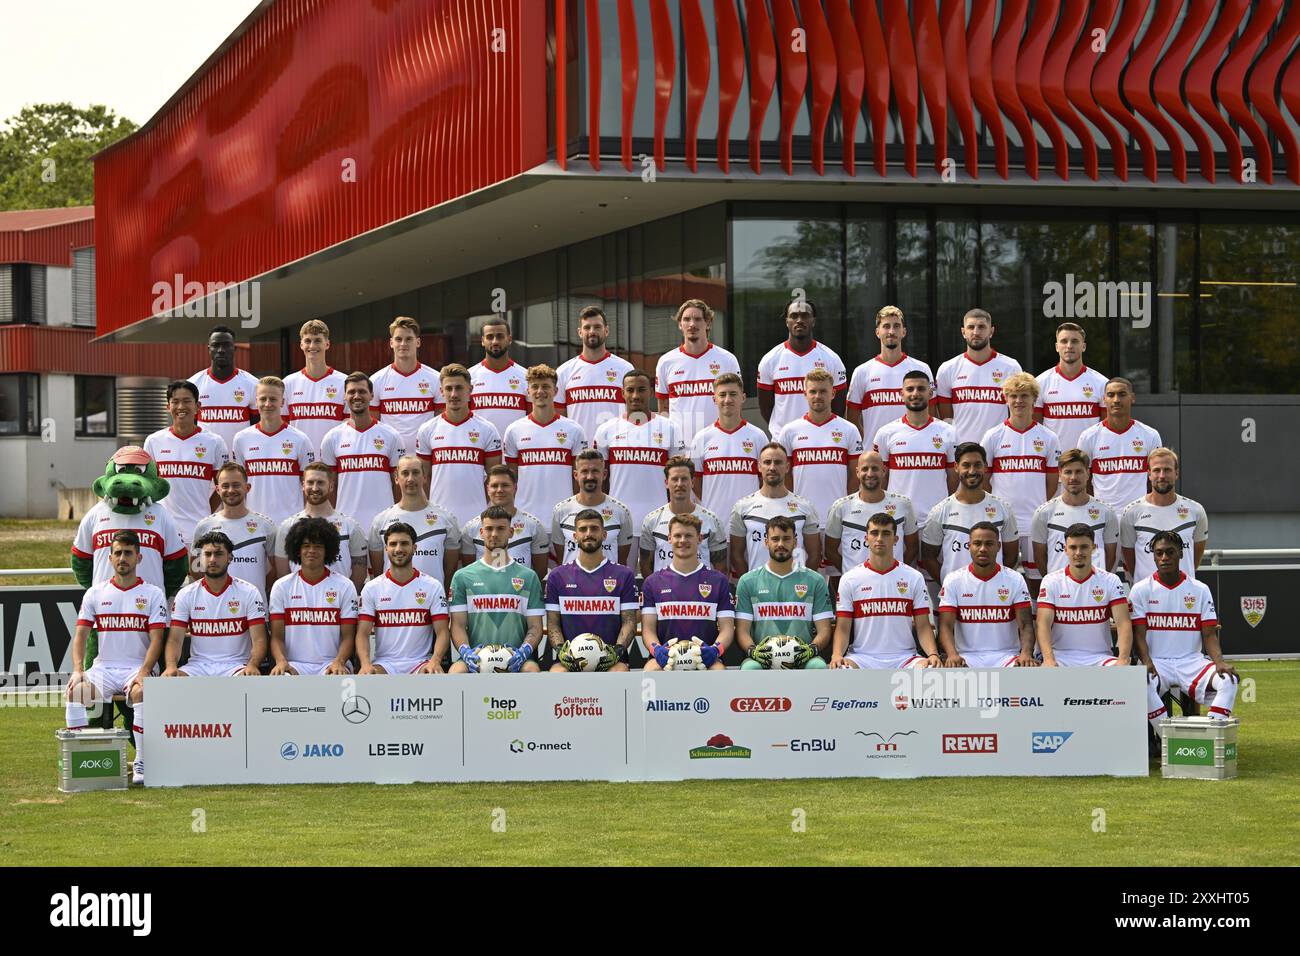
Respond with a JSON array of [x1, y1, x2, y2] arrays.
[[642, 563, 734, 645], [544, 559, 639, 643]]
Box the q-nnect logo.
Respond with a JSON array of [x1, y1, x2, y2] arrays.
[[1032, 732, 1073, 754], [509, 738, 573, 753], [341, 695, 371, 723]]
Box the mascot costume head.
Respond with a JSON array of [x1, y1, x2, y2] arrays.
[[91, 446, 170, 513]]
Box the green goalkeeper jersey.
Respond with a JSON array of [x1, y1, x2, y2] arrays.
[[734, 564, 834, 644], [449, 560, 544, 647]]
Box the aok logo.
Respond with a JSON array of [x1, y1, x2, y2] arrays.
[[730, 697, 792, 713], [942, 734, 998, 754], [485, 696, 521, 719]]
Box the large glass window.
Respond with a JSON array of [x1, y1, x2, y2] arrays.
[[0, 374, 39, 436], [76, 376, 116, 437]]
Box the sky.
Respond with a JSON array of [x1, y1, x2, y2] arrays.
[[0, 0, 264, 127]]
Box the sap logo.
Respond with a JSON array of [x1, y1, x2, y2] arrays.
[[484, 696, 520, 719], [368, 743, 424, 756], [942, 733, 998, 754], [280, 742, 344, 760], [729, 697, 792, 713], [811, 697, 878, 712], [1032, 732, 1073, 754]]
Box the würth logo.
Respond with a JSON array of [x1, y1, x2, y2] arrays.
[[163, 723, 233, 739], [942, 733, 998, 754]]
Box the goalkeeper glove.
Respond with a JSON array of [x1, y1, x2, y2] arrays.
[[792, 641, 818, 668], [597, 642, 621, 672], [749, 640, 773, 669], [507, 642, 534, 673], [458, 644, 480, 673], [652, 643, 670, 668], [557, 641, 577, 671], [700, 642, 722, 668]]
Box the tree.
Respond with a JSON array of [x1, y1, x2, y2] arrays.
[[0, 103, 137, 211]]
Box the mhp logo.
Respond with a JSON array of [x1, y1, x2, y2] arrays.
[[1031, 732, 1073, 754]]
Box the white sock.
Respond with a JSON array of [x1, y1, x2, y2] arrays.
[[1207, 676, 1237, 719], [131, 701, 144, 765], [65, 701, 88, 729], [1146, 674, 1167, 733]]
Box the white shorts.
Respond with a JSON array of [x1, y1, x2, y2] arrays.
[[82, 663, 147, 699], [1054, 649, 1120, 667], [844, 651, 924, 670], [179, 658, 248, 677], [287, 660, 354, 676], [372, 657, 428, 675], [1018, 536, 1040, 580], [1152, 655, 1219, 703], [959, 649, 1020, 668]]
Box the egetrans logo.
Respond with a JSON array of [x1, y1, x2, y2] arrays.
[[811, 696, 878, 712], [942, 733, 998, 754]]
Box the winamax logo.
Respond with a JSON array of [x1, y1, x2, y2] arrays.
[[485, 696, 520, 719], [811, 696, 878, 712], [644, 697, 710, 713], [163, 723, 233, 739], [1032, 732, 1073, 754]]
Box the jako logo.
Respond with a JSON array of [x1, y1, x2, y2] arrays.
[[730, 697, 792, 713], [280, 742, 343, 760], [942, 734, 998, 754], [49, 885, 151, 936], [163, 723, 232, 739], [1032, 732, 1074, 754]]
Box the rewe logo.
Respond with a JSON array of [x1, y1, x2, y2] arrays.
[[1032, 732, 1073, 754], [942, 733, 998, 754], [1042, 273, 1151, 329], [50, 886, 151, 936]]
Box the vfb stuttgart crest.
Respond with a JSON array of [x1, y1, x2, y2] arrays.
[[997, 587, 1010, 603], [325, 590, 338, 605], [884, 503, 896, 514], [932, 436, 943, 449], [1087, 507, 1100, 520], [1132, 440, 1145, 454], [1033, 438, 1045, 454], [246, 519, 259, 534], [195, 446, 206, 460], [228, 600, 241, 615], [992, 369, 1004, 383], [793, 583, 809, 599], [1177, 505, 1189, 518], [1091, 586, 1105, 603], [555, 431, 568, 445], [984, 505, 997, 519], [896, 581, 909, 596], [415, 590, 428, 606], [468, 430, 480, 444], [603, 578, 617, 593], [418, 380, 430, 395], [742, 440, 755, 454], [787, 499, 799, 512], [325, 386, 338, 399], [1082, 385, 1094, 398], [606, 369, 617, 382], [511, 577, 525, 592], [831, 431, 843, 444], [509, 378, 522, 391], [373, 438, 385, 451], [233, 389, 246, 404], [1184, 594, 1196, 610], [135, 597, 148, 611], [282, 440, 294, 456], [143, 513, 156, 526], [425, 512, 438, 526], [1241, 596, 1266, 628], [709, 362, 721, 375], [698, 583, 713, 598], [512, 520, 525, 534]]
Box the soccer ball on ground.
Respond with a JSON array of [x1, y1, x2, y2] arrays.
[[761, 635, 802, 670], [665, 637, 705, 671], [477, 644, 513, 674], [566, 634, 606, 672]]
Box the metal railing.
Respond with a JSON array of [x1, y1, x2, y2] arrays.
[[0, 568, 75, 578]]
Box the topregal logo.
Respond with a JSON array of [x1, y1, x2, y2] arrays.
[[729, 697, 792, 713], [689, 734, 752, 759]]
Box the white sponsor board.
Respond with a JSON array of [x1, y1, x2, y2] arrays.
[[144, 668, 1147, 786]]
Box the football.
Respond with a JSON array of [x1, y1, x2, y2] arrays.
[[664, 637, 705, 671], [567, 634, 606, 672], [764, 635, 802, 670], [477, 644, 513, 674]]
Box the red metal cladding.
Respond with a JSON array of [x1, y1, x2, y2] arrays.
[[1250, 2, 1300, 185], [1092, 0, 1157, 182], [556, 0, 567, 170], [967, 0, 1008, 179], [618, 0, 639, 171], [797, 0, 837, 175], [1123, 0, 1185, 182], [0, 325, 228, 379], [1153, 0, 1216, 182], [940, 0, 978, 178], [713, 0, 745, 173], [1041, 0, 1094, 180], [1066, 0, 1127, 180], [743, 0, 777, 174], [991, 0, 1037, 179], [824, 0, 864, 176], [853, 0, 891, 176], [585, 0, 601, 170], [1216, 0, 1281, 184], [1186, 0, 1249, 184], [649, 0, 675, 172], [1016, 0, 1068, 180], [0, 216, 94, 267], [682, 0, 711, 172], [882, 0, 920, 177], [912, 0, 946, 174], [771, 0, 807, 175]]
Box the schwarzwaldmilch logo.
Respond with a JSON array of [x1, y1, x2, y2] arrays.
[[688, 734, 751, 759]]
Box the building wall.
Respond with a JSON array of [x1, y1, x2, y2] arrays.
[[44, 266, 71, 328]]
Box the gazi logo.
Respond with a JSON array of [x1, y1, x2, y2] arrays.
[[1032, 732, 1073, 754], [485, 696, 520, 720]]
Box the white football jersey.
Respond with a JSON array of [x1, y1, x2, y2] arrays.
[[551, 495, 634, 566], [824, 490, 916, 570], [938, 564, 1030, 655], [640, 504, 727, 572], [72, 501, 188, 591], [847, 354, 936, 449], [980, 420, 1062, 533], [143, 426, 231, 545], [369, 363, 443, 447], [1034, 364, 1107, 450], [1038, 567, 1127, 654], [556, 352, 633, 435], [231, 423, 314, 528], [282, 368, 348, 454], [729, 491, 821, 572], [502, 414, 586, 522], [778, 414, 863, 526], [935, 351, 1023, 443], [871, 415, 956, 530], [269, 569, 358, 666], [275, 510, 368, 580], [469, 360, 530, 436], [1129, 572, 1217, 659], [415, 413, 502, 530], [1119, 495, 1209, 582], [359, 571, 448, 662], [76, 579, 170, 668], [593, 414, 685, 531], [318, 420, 405, 536], [756, 340, 848, 434], [654, 344, 742, 438], [191, 511, 276, 603], [188, 368, 260, 451], [460, 509, 549, 568], [835, 560, 931, 656], [171, 576, 265, 665], [369, 502, 463, 587], [1030, 495, 1118, 575], [1076, 418, 1162, 513], [921, 493, 1019, 583], [689, 420, 766, 526]]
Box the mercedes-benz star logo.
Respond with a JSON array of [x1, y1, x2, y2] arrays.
[[341, 695, 371, 724]]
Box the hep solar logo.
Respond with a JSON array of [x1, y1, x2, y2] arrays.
[[1032, 732, 1073, 754]]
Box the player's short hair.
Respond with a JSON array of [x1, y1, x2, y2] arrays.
[[867, 512, 897, 531], [1150, 530, 1184, 553], [577, 305, 607, 325], [1058, 448, 1090, 470], [481, 316, 511, 334], [284, 516, 341, 566], [257, 375, 285, 393], [713, 372, 744, 391], [382, 521, 416, 544], [215, 461, 248, 482], [663, 455, 694, 478], [1055, 322, 1086, 340], [676, 299, 717, 325], [166, 380, 199, 402], [193, 530, 234, 555], [480, 504, 513, 523], [759, 441, 787, 459], [1002, 371, 1039, 399], [786, 298, 815, 317], [389, 316, 420, 336], [209, 325, 236, 340], [623, 368, 652, 387], [668, 512, 702, 534], [804, 368, 834, 387], [526, 364, 557, 385], [969, 521, 1000, 540], [299, 319, 330, 339], [963, 308, 993, 326], [1105, 376, 1135, 394], [573, 508, 605, 529], [302, 461, 334, 481], [766, 515, 797, 536], [395, 454, 423, 472], [440, 363, 471, 385], [902, 369, 930, 385], [875, 305, 904, 327], [485, 464, 517, 485], [955, 441, 987, 464], [1148, 446, 1179, 470], [343, 371, 372, 394], [110, 530, 141, 552], [1064, 522, 1095, 542], [574, 449, 604, 466]]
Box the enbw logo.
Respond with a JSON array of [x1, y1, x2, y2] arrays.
[[1032, 732, 1073, 754]]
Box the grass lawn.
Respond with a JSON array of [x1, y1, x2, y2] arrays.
[[0, 519, 78, 586], [1, 662, 1296, 867]]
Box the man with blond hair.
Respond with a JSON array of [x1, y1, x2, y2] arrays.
[[654, 298, 741, 438], [283, 319, 349, 455], [369, 316, 443, 447], [1120, 448, 1208, 583], [846, 305, 935, 446], [232, 376, 315, 527], [502, 364, 585, 520]]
